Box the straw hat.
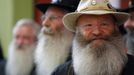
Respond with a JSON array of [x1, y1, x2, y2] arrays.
[[63, 0, 130, 32], [36, 0, 80, 13]]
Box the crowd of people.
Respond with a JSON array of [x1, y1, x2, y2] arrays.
[[0, 0, 134, 75]]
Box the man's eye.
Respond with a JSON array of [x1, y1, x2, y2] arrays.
[[80, 24, 92, 29], [101, 23, 107, 26], [49, 16, 59, 20], [84, 24, 92, 27], [15, 35, 19, 39], [100, 22, 110, 27], [41, 15, 46, 21]]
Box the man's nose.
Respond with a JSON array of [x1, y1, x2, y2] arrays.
[[92, 26, 101, 36], [16, 39, 24, 46], [124, 19, 133, 29], [42, 18, 51, 27]]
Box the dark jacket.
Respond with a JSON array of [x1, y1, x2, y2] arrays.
[[0, 43, 4, 60], [52, 54, 134, 75], [0, 60, 6, 75]]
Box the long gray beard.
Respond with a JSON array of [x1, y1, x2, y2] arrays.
[[125, 29, 134, 55], [6, 41, 35, 75], [35, 30, 73, 75], [73, 31, 127, 75]]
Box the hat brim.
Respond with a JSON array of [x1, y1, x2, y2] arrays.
[[63, 10, 129, 32], [36, 3, 76, 13], [121, 6, 134, 12]]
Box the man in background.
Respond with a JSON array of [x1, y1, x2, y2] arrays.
[[6, 19, 40, 75], [35, 0, 80, 75], [123, 2, 134, 56]]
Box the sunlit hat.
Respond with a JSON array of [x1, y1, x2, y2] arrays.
[[36, 0, 80, 13], [63, 0, 130, 32]]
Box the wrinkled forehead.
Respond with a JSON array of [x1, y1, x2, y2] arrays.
[[14, 25, 35, 36], [77, 14, 115, 22]]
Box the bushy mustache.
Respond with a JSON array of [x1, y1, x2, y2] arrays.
[[75, 29, 121, 48], [41, 27, 53, 35], [15, 44, 29, 50]]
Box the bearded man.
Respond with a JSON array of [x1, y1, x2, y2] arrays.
[[52, 0, 134, 75], [6, 19, 40, 75], [122, 3, 134, 56], [35, 0, 80, 75]]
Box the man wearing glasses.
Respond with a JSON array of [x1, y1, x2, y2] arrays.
[[35, 0, 80, 75]]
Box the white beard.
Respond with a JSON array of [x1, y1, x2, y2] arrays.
[[125, 29, 134, 55], [73, 32, 127, 75], [6, 41, 35, 75], [35, 30, 73, 75]]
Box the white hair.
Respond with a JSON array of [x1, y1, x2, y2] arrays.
[[13, 18, 40, 37], [6, 40, 36, 75], [125, 29, 134, 55], [35, 28, 74, 75], [72, 29, 127, 75]]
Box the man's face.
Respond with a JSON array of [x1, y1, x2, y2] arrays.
[[124, 11, 134, 32], [76, 14, 117, 48], [41, 7, 67, 35], [14, 26, 35, 49], [73, 14, 126, 75]]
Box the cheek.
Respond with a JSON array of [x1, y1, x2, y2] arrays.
[[25, 38, 35, 45], [80, 29, 92, 40], [27, 39, 32, 44], [131, 22, 134, 27], [103, 28, 115, 36], [15, 40, 20, 45], [52, 21, 63, 30]]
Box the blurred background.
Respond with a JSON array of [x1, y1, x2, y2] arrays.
[[0, 0, 133, 58]]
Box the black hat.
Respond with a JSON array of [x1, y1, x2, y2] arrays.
[[36, 0, 80, 13], [121, 6, 134, 12], [118, 1, 134, 12]]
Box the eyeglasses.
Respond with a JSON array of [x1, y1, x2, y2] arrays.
[[41, 15, 63, 21]]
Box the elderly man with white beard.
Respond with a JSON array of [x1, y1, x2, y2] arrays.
[[52, 0, 134, 75], [34, 0, 80, 75], [6, 19, 40, 75]]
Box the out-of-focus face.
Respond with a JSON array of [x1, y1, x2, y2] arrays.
[[124, 11, 134, 31], [14, 26, 36, 49], [41, 7, 67, 35], [124, 11, 134, 55], [76, 14, 117, 47]]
